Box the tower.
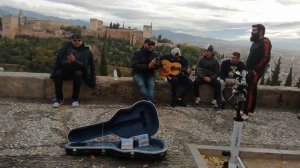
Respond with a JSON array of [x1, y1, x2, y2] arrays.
[[143, 23, 152, 39]]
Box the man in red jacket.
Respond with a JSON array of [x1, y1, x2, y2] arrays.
[[242, 24, 272, 120]]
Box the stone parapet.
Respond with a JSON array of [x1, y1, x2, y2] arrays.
[[0, 72, 299, 109]]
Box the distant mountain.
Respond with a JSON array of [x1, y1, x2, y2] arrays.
[[0, 6, 88, 26], [153, 29, 249, 53]]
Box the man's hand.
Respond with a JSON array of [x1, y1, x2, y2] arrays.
[[148, 59, 157, 69], [204, 77, 211, 83], [67, 53, 76, 63], [225, 78, 235, 86]]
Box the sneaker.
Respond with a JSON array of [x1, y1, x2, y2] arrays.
[[242, 114, 249, 120], [171, 100, 176, 107], [211, 99, 218, 108], [176, 99, 187, 107], [248, 112, 257, 116], [72, 100, 79, 107], [194, 97, 202, 106], [52, 99, 63, 108]]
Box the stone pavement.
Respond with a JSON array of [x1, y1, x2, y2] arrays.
[[0, 98, 299, 168]]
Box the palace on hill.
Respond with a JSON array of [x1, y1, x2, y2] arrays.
[[0, 10, 152, 45]]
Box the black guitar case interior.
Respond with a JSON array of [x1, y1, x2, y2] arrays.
[[65, 100, 167, 160]]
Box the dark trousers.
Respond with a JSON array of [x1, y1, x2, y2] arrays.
[[167, 75, 193, 101], [54, 70, 83, 100], [244, 71, 261, 114], [193, 77, 221, 101]]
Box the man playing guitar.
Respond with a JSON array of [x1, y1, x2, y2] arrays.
[[159, 47, 193, 107]]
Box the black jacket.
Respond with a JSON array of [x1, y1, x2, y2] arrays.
[[246, 37, 272, 74], [132, 48, 158, 76], [50, 42, 96, 87], [220, 59, 246, 80], [195, 56, 220, 79]]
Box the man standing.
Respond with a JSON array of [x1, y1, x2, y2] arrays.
[[219, 52, 246, 103], [50, 33, 96, 108], [193, 44, 221, 109], [132, 39, 158, 104], [242, 24, 272, 119], [159, 47, 193, 107]]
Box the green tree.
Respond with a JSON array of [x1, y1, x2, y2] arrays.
[[270, 57, 281, 86], [295, 76, 300, 88], [100, 42, 108, 76], [284, 67, 293, 86], [260, 73, 265, 85]]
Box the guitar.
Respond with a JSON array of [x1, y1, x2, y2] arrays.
[[158, 60, 182, 77], [158, 59, 193, 77]]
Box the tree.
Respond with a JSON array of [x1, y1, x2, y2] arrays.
[[270, 57, 281, 86], [284, 67, 293, 86], [109, 22, 112, 28], [100, 42, 108, 76], [295, 76, 300, 88], [266, 77, 271, 85], [260, 73, 265, 85]]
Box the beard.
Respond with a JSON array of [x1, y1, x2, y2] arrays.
[[250, 33, 260, 42]]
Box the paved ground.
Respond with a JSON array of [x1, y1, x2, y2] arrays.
[[0, 98, 300, 168]]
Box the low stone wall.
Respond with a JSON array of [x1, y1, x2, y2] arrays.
[[0, 72, 299, 109]]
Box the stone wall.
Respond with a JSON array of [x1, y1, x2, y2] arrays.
[[0, 72, 299, 109]]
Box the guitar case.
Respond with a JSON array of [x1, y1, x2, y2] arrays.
[[65, 100, 167, 160]]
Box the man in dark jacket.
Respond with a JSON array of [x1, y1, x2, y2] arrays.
[[132, 39, 158, 104], [50, 33, 96, 108], [242, 24, 272, 120], [159, 47, 193, 107], [193, 44, 221, 109], [219, 52, 246, 102]]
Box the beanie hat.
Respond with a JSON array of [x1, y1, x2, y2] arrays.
[[171, 47, 181, 56]]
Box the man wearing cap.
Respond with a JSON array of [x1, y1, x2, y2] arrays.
[[132, 39, 159, 103], [193, 44, 222, 109], [159, 47, 193, 107], [50, 33, 96, 108]]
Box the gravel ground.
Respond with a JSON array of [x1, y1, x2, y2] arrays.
[[0, 98, 299, 168]]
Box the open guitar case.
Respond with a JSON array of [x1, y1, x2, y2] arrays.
[[65, 100, 168, 160]]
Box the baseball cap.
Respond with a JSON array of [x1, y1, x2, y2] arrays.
[[144, 39, 155, 45], [171, 47, 181, 56], [71, 33, 81, 40], [202, 44, 214, 52]]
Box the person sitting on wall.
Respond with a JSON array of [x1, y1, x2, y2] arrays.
[[131, 39, 159, 104], [50, 33, 96, 108], [159, 47, 193, 107], [193, 44, 222, 109], [219, 52, 246, 106]]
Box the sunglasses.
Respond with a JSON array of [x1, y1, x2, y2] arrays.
[[147, 42, 155, 46], [72, 39, 82, 42]]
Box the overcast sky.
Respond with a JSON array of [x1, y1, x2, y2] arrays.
[[1, 0, 300, 41]]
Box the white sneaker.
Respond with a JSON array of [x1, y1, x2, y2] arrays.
[[52, 99, 63, 108], [242, 114, 249, 120], [211, 99, 218, 108], [72, 101, 79, 107], [194, 97, 202, 106]]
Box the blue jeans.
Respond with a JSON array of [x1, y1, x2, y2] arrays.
[[133, 74, 155, 102]]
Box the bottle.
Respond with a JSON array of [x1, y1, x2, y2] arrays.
[[113, 69, 118, 80]]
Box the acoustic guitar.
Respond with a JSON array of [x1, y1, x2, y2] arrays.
[[158, 60, 182, 77]]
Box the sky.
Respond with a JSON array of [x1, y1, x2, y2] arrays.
[[1, 0, 300, 42]]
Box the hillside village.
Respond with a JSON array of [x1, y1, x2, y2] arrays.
[[0, 10, 152, 45], [0, 9, 299, 86]]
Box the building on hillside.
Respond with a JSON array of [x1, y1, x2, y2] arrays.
[[0, 10, 68, 39], [82, 18, 152, 45]]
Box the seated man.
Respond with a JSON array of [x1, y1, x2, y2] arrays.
[[219, 52, 246, 103], [159, 47, 193, 107], [131, 39, 158, 104], [50, 33, 96, 108], [193, 44, 222, 109]]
